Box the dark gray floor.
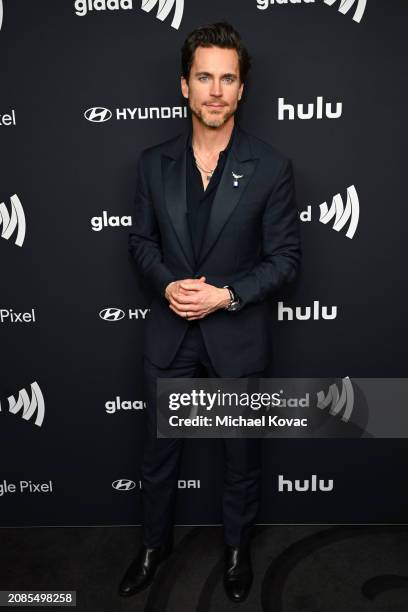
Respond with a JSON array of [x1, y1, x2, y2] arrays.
[[1, 525, 408, 611]]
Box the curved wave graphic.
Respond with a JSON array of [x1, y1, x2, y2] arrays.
[[141, 0, 184, 30], [324, 0, 367, 23], [0, 194, 26, 247]]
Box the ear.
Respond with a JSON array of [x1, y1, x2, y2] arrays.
[[238, 81, 244, 101], [181, 76, 189, 99]]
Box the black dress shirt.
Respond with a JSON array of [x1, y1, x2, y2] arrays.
[[186, 125, 236, 264]]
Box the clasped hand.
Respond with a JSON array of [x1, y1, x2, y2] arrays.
[[165, 276, 230, 320]]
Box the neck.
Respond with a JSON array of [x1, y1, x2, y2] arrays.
[[191, 115, 235, 155]]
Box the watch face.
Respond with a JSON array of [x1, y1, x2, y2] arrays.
[[228, 301, 240, 312]]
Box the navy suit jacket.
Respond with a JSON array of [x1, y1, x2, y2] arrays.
[[128, 124, 301, 376]]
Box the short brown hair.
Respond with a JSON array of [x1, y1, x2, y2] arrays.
[[181, 21, 251, 84]]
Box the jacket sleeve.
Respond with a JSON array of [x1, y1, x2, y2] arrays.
[[128, 151, 176, 297], [232, 159, 301, 307]]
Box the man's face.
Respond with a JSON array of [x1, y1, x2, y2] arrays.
[[181, 46, 244, 129]]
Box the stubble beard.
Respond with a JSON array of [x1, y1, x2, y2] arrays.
[[189, 100, 237, 129]]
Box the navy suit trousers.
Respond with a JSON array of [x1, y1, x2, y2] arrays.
[[141, 321, 263, 548]]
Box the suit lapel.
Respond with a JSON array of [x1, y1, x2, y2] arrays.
[[161, 124, 258, 271], [197, 151, 257, 267], [197, 127, 258, 267], [162, 130, 195, 271]]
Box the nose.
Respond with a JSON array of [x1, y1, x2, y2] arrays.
[[210, 79, 222, 97]]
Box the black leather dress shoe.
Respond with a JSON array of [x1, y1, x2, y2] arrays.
[[223, 545, 253, 603], [118, 538, 173, 597]]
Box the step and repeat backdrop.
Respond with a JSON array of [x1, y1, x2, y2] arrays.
[[1, 0, 407, 527]]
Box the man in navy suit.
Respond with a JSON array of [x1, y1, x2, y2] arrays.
[[119, 21, 301, 603]]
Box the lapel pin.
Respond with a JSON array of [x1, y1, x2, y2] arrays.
[[232, 172, 244, 188]]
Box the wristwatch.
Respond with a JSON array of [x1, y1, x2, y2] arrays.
[[223, 285, 241, 312]]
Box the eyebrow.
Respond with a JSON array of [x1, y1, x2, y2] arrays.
[[195, 71, 238, 78]]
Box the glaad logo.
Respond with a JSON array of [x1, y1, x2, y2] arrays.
[[0, 382, 45, 427], [0, 194, 26, 247], [105, 397, 146, 413], [278, 301, 337, 321], [74, 0, 132, 16], [99, 307, 150, 321], [278, 474, 334, 492], [299, 185, 359, 239], [256, 0, 367, 24], [141, 0, 184, 30], [316, 376, 354, 422], [112, 479, 136, 491], [257, 0, 315, 8], [323, 0, 367, 24], [278, 96, 342, 120], [319, 185, 359, 239], [84, 106, 187, 122], [74, 0, 185, 30], [91, 211, 132, 231]]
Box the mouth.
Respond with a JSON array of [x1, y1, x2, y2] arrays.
[[205, 103, 226, 108]]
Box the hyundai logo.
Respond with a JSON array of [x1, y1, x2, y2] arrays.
[[84, 107, 113, 123], [99, 308, 126, 322], [112, 479, 136, 491]]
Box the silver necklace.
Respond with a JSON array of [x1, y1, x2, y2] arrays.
[[194, 159, 215, 181], [193, 149, 217, 181]]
